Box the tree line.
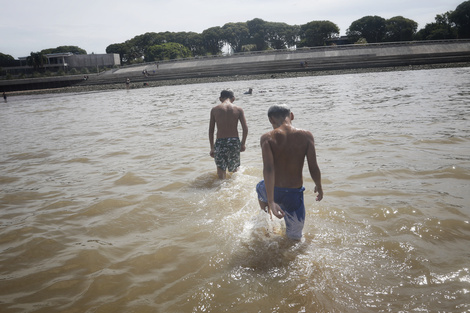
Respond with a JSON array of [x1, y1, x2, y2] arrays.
[[1, 0, 469, 68], [105, 1, 470, 64]]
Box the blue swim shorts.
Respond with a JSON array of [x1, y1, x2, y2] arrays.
[[256, 180, 306, 240], [214, 137, 241, 172]]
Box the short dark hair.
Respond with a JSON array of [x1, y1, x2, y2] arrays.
[[268, 104, 290, 119], [220, 90, 234, 99]]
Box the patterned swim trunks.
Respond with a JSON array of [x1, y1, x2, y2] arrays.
[[214, 137, 241, 172]]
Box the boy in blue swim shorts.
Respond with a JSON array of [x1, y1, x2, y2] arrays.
[[256, 180, 306, 240], [209, 90, 248, 179], [257, 104, 323, 240]]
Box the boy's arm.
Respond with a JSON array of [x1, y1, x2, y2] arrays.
[[306, 131, 323, 201], [239, 109, 248, 152], [209, 109, 216, 157], [261, 134, 284, 219]]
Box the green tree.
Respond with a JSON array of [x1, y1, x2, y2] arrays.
[[41, 46, 87, 55], [26, 52, 48, 72], [106, 42, 131, 64], [222, 22, 250, 53], [110, 31, 204, 63], [284, 24, 301, 48], [415, 12, 457, 40], [347, 16, 387, 43], [146, 42, 191, 61], [384, 16, 418, 41], [184, 32, 205, 55], [127, 45, 144, 64], [247, 18, 268, 50], [202, 27, 224, 55], [265, 22, 299, 49], [170, 31, 203, 55], [450, 0, 470, 38], [128, 32, 159, 60], [299, 20, 339, 47], [135, 32, 163, 48], [0, 53, 17, 67]]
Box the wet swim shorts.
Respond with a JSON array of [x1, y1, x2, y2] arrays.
[[214, 137, 241, 172], [256, 180, 306, 240]]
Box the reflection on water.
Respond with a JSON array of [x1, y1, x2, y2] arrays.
[[1, 67, 470, 312]]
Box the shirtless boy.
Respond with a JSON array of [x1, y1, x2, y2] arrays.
[[209, 90, 248, 179], [256, 104, 323, 240]]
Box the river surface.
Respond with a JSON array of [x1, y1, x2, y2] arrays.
[[1, 67, 469, 312]]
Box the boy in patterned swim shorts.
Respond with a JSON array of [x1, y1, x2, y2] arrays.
[[209, 90, 248, 179]]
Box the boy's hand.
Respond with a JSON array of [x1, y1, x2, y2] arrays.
[[268, 201, 285, 219], [315, 185, 323, 201]]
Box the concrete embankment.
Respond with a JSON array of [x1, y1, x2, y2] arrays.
[[1, 75, 85, 92], [2, 40, 470, 93]]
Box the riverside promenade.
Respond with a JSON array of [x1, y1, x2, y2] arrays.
[[2, 40, 470, 92], [108, 39, 470, 83]]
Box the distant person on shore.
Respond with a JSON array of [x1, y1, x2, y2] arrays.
[[3, 92, 6, 103], [256, 104, 323, 240], [126, 78, 130, 89], [209, 90, 248, 179]]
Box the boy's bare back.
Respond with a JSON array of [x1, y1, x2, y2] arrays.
[[261, 124, 317, 189], [210, 100, 246, 139]]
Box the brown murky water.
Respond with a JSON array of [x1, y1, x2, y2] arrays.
[[1, 67, 469, 312]]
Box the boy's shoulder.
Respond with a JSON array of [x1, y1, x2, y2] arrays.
[[211, 103, 224, 111]]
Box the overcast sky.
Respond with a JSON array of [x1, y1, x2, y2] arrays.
[[0, 0, 463, 59]]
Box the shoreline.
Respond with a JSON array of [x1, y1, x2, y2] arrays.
[[6, 62, 470, 97]]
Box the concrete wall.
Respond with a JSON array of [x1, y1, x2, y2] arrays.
[[158, 41, 470, 70], [107, 40, 470, 84]]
